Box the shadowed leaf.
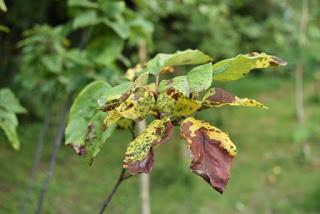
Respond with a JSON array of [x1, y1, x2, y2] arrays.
[[123, 118, 173, 174], [180, 117, 236, 193], [202, 88, 267, 109]]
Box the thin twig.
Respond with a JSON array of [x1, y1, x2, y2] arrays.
[[98, 168, 132, 214], [20, 111, 51, 214], [35, 93, 73, 214]]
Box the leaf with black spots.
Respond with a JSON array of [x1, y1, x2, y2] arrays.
[[123, 118, 173, 174], [180, 117, 236, 193], [156, 88, 201, 116], [202, 88, 267, 109]]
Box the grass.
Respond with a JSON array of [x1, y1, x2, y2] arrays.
[[0, 75, 320, 214]]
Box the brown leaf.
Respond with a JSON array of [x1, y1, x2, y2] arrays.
[[180, 117, 236, 193], [123, 118, 174, 174]]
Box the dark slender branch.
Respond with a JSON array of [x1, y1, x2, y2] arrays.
[[99, 168, 132, 214], [35, 93, 73, 214], [20, 111, 51, 214]]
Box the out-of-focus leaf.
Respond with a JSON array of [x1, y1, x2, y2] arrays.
[[123, 118, 173, 174], [115, 87, 155, 120], [212, 53, 287, 81], [0, 25, 10, 33], [65, 81, 114, 155], [86, 30, 124, 66], [103, 17, 129, 39], [156, 88, 201, 116], [159, 76, 190, 97], [134, 72, 149, 87], [0, 0, 7, 12], [187, 63, 213, 93], [0, 88, 27, 114], [72, 10, 100, 29], [146, 49, 212, 75], [0, 109, 19, 150], [68, 0, 98, 8], [103, 110, 122, 129], [202, 88, 267, 109], [180, 117, 236, 193]]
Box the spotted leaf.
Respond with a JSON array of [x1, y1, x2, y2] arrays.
[[202, 88, 267, 109], [146, 49, 212, 75], [159, 76, 190, 97], [212, 53, 286, 81], [180, 117, 236, 193], [187, 63, 213, 93], [123, 118, 174, 174], [156, 88, 201, 116], [103, 110, 122, 129], [115, 87, 155, 120]]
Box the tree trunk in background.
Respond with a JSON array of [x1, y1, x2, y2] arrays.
[[295, 0, 309, 158], [138, 41, 150, 214]]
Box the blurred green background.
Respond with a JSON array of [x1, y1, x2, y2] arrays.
[[0, 0, 320, 213]]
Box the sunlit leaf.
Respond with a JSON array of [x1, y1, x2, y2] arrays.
[[115, 87, 155, 120], [187, 63, 213, 93], [202, 88, 267, 109], [212, 53, 286, 81], [146, 49, 212, 75], [156, 88, 201, 116], [180, 117, 236, 193], [159, 76, 190, 97], [103, 110, 122, 128], [72, 10, 100, 29], [0, 109, 19, 150], [134, 72, 149, 87], [0, 0, 7, 12], [123, 118, 173, 174]]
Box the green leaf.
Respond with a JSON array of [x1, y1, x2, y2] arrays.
[[65, 81, 113, 148], [134, 72, 149, 87], [123, 118, 173, 174], [187, 63, 213, 93], [0, 88, 27, 114], [159, 76, 190, 97], [0, 109, 19, 150], [0, 0, 7, 12], [146, 49, 212, 75], [202, 88, 267, 109], [212, 53, 287, 81], [72, 11, 100, 29], [103, 17, 129, 39], [0, 25, 10, 33], [68, 0, 98, 9]]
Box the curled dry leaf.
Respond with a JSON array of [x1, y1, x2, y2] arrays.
[[123, 118, 173, 174], [180, 117, 236, 193], [202, 88, 267, 109]]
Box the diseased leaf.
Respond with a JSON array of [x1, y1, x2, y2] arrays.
[[123, 118, 173, 174], [103, 110, 122, 128], [65, 81, 115, 161], [202, 88, 267, 109], [115, 87, 155, 120], [187, 63, 213, 93], [146, 49, 212, 75], [180, 117, 236, 193], [212, 53, 286, 81], [156, 88, 201, 116], [159, 76, 190, 97], [98, 82, 133, 111]]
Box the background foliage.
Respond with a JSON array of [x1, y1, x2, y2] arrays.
[[0, 0, 319, 213]]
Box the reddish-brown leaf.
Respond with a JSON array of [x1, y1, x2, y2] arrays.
[[180, 117, 237, 193]]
